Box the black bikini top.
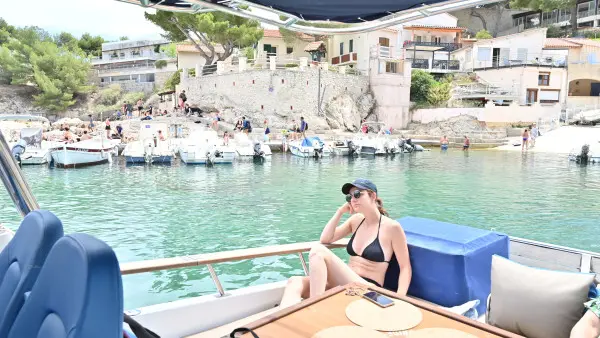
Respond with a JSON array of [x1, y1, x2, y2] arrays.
[[346, 214, 389, 263]]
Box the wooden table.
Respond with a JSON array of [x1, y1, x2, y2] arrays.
[[239, 283, 524, 338]]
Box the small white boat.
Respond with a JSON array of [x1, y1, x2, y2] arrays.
[[329, 139, 359, 156], [288, 136, 332, 158], [49, 139, 117, 168], [233, 132, 272, 161], [354, 122, 399, 155], [568, 144, 600, 163], [179, 130, 236, 165], [123, 122, 174, 164], [15, 128, 52, 165]]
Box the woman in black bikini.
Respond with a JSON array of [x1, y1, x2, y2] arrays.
[[280, 178, 412, 307]]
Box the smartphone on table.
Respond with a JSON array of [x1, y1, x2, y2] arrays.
[[362, 291, 395, 308]]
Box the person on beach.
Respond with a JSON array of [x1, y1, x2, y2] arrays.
[[463, 135, 470, 151], [299, 116, 308, 139], [290, 120, 299, 140], [212, 112, 220, 130], [440, 135, 449, 151], [63, 127, 73, 143], [105, 118, 111, 139], [242, 117, 252, 135], [223, 131, 230, 146], [522, 129, 529, 152], [88, 114, 95, 131], [280, 178, 412, 308], [235, 119, 243, 132], [80, 130, 91, 141], [178, 90, 187, 110], [530, 123, 539, 148]]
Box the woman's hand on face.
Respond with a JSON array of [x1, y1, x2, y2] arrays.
[[339, 202, 354, 215]]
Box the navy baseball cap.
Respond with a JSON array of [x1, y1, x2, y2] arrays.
[[341, 179, 378, 195]]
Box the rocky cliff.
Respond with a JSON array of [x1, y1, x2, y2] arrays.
[[179, 69, 377, 132]]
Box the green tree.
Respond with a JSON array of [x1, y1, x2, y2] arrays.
[[0, 26, 92, 111], [144, 11, 263, 66], [54, 32, 81, 52], [163, 69, 181, 91], [154, 59, 167, 69], [159, 42, 177, 58], [546, 25, 569, 37], [427, 82, 451, 106], [78, 33, 105, 57], [410, 70, 436, 103], [475, 29, 493, 39], [0, 18, 15, 45], [119, 36, 129, 41], [510, 0, 577, 34]]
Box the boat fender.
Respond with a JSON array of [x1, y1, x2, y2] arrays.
[[230, 327, 259, 338]]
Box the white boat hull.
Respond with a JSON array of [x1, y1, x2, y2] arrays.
[[50, 144, 114, 168], [21, 149, 50, 165]]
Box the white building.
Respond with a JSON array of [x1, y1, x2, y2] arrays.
[[451, 28, 568, 106], [92, 39, 177, 92], [398, 13, 465, 74]]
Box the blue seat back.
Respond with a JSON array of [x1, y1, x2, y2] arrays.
[[8, 233, 123, 338], [0, 210, 63, 336]]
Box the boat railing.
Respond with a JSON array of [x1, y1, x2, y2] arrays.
[[120, 239, 349, 296], [120, 235, 600, 298]]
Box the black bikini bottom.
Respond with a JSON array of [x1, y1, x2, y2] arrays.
[[361, 276, 382, 287]]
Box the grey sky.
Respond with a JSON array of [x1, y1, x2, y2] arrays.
[[0, 0, 165, 40]]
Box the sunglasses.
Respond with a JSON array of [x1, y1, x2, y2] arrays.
[[346, 190, 364, 203]]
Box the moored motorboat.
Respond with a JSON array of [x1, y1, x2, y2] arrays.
[[233, 132, 272, 161], [179, 129, 235, 165], [123, 121, 174, 164], [288, 136, 332, 158]]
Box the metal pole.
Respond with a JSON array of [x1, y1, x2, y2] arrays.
[[0, 130, 40, 216], [298, 252, 309, 276], [206, 264, 226, 296], [317, 66, 321, 116]]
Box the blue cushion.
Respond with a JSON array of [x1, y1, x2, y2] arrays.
[[0, 210, 63, 336], [8, 233, 123, 338]]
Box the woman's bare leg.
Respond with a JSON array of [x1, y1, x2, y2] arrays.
[[308, 244, 367, 298], [280, 276, 309, 308]]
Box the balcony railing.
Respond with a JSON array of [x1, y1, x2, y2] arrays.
[[331, 52, 357, 65], [403, 40, 462, 52], [432, 60, 460, 70], [470, 53, 567, 70], [410, 59, 429, 69], [92, 52, 168, 64], [578, 9, 595, 19], [406, 59, 462, 72]]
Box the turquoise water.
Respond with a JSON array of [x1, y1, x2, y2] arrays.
[[1, 151, 599, 309]]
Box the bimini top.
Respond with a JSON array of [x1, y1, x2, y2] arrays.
[[116, 0, 501, 34]]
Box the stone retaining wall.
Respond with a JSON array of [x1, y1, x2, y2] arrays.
[[180, 69, 369, 118], [412, 105, 561, 124]]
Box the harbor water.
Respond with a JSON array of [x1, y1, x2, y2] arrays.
[[0, 150, 599, 309]]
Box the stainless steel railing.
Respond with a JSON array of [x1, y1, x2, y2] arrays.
[[0, 130, 39, 216]]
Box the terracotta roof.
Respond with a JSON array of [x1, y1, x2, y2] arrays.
[[563, 38, 600, 48], [544, 38, 582, 48], [176, 43, 225, 53], [263, 29, 314, 41], [403, 25, 466, 31]]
